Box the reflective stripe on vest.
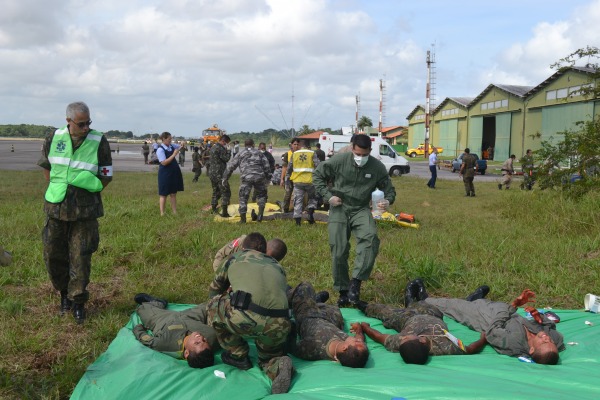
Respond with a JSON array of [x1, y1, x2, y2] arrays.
[[290, 149, 315, 184], [45, 127, 103, 203]]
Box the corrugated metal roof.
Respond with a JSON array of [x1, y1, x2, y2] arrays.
[[406, 104, 425, 120], [468, 84, 534, 106], [524, 65, 599, 97], [433, 97, 474, 114]]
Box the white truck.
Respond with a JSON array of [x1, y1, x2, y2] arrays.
[[318, 133, 410, 176]]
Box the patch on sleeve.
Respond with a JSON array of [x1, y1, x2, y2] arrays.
[[99, 165, 113, 177], [365, 173, 372, 178]]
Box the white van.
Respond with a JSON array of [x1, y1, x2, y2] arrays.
[[318, 133, 410, 176]]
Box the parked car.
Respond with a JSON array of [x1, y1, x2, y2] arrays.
[[405, 143, 444, 158], [451, 153, 487, 175]]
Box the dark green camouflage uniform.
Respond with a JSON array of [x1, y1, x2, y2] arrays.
[[365, 301, 464, 356], [209, 142, 231, 208], [38, 130, 112, 305], [132, 301, 219, 358], [207, 250, 290, 376], [290, 282, 348, 361], [224, 147, 271, 214]]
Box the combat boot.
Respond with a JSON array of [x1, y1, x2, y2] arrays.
[[404, 280, 419, 307], [348, 278, 362, 305], [239, 213, 246, 224], [294, 217, 301, 226], [271, 356, 294, 394], [466, 285, 490, 302], [221, 351, 252, 370], [307, 209, 315, 224], [221, 205, 231, 218], [251, 209, 258, 221], [337, 290, 350, 307], [257, 205, 265, 222], [73, 303, 86, 325], [60, 291, 72, 315], [314, 291, 329, 303], [211, 204, 218, 214]]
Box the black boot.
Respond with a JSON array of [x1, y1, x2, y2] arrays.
[[404, 280, 419, 307], [337, 290, 350, 307], [348, 278, 362, 304], [221, 205, 231, 218], [73, 303, 86, 325], [60, 291, 72, 315], [134, 293, 168, 308], [466, 285, 490, 302], [294, 217, 301, 226], [314, 291, 329, 303], [239, 213, 246, 224], [221, 351, 252, 370], [413, 278, 428, 301], [257, 205, 265, 222], [251, 209, 258, 221], [211, 204, 218, 214], [307, 209, 315, 224]]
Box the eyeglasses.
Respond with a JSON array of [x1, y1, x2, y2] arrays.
[[70, 119, 92, 129]]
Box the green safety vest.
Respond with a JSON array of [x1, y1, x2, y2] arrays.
[[45, 126, 104, 203]]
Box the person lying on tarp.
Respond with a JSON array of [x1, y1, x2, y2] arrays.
[[288, 281, 369, 368], [132, 293, 219, 368], [416, 281, 565, 365], [212, 234, 287, 272], [355, 280, 489, 364]]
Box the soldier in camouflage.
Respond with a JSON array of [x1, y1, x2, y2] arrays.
[[223, 138, 271, 223], [359, 301, 488, 364], [289, 281, 369, 368], [207, 232, 294, 394], [209, 135, 231, 217], [132, 294, 219, 368], [38, 101, 113, 324], [459, 147, 477, 197]]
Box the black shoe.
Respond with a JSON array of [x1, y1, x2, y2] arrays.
[[355, 300, 368, 313], [337, 291, 350, 307], [251, 209, 258, 221], [294, 217, 301, 226], [221, 351, 252, 370], [307, 209, 315, 224], [134, 293, 168, 308], [60, 291, 72, 315], [348, 278, 362, 305], [314, 291, 329, 303], [211, 205, 219, 214], [466, 285, 490, 302], [73, 303, 86, 324], [413, 278, 428, 301], [465, 193, 471, 197], [404, 281, 419, 307], [221, 205, 231, 218], [470, 192, 476, 197], [239, 213, 246, 224], [498, 184, 502, 190], [271, 356, 294, 394]]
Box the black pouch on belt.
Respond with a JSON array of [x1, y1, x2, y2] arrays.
[[231, 290, 252, 310]]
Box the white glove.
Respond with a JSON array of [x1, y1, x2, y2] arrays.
[[329, 196, 342, 207], [377, 199, 390, 211]]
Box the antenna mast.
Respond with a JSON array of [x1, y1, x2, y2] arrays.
[[355, 94, 360, 134], [379, 78, 386, 137], [291, 85, 295, 137], [424, 48, 436, 158]]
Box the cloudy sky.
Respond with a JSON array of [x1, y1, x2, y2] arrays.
[[1, 0, 599, 138]]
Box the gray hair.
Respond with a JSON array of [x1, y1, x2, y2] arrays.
[[66, 102, 90, 119]]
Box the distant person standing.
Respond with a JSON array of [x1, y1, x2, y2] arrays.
[[426, 146, 439, 189], [178, 141, 187, 167], [251, 142, 276, 203], [141, 141, 150, 164], [498, 154, 516, 190], [459, 148, 477, 197], [223, 138, 271, 223], [209, 135, 231, 217], [314, 143, 326, 162], [313, 134, 396, 308], [38, 101, 113, 324], [157, 132, 183, 216], [285, 140, 320, 225], [192, 146, 202, 182]]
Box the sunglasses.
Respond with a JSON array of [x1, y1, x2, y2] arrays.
[[70, 119, 92, 129]]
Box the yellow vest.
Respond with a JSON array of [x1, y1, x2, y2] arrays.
[[290, 149, 315, 184]]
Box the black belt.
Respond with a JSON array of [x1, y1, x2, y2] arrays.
[[247, 303, 290, 318]]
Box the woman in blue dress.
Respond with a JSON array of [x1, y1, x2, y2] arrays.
[[157, 131, 184, 216]]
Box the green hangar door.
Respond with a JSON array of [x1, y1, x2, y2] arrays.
[[470, 113, 511, 161]]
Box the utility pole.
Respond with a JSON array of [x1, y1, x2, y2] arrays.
[[355, 94, 360, 134], [424, 50, 433, 158], [378, 79, 385, 137]]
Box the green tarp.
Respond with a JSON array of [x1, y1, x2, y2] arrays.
[[71, 306, 600, 399]]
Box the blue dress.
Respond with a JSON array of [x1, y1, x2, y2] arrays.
[[158, 145, 184, 196]]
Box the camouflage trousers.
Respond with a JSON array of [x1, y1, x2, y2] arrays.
[[364, 301, 443, 332], [210, 177, 231, 207], [463, 176, 475, 195], [291, 282, 344, 329], [251, 178, 270, 202], [282, 180, 294, 213], [292, 183, 317, 218], [42, 217, 99, 304], [207, 294, 291, 369], [239, 179, 267, 214]]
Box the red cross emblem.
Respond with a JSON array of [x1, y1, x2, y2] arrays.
[[101, 167, 110, 176]]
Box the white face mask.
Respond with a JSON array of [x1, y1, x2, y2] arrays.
[[354, 155, 368, 167]]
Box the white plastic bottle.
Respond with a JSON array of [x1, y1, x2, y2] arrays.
[[371, 189, 384, 218]]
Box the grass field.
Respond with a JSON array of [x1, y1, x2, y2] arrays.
[[0, 169, 599, 399]]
